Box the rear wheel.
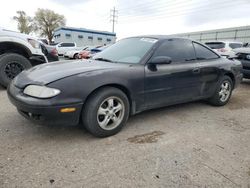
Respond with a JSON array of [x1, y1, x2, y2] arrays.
[[82, 87, 130, 137], [0, 53, 32, 87], [208, 75, 233, 106]]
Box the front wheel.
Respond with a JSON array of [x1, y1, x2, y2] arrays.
[[208, 75, 233, 106], [82, 87, 130, 137], [0, 53, 32, 87]]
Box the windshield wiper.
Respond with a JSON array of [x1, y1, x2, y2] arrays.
[[94, 57, 114, 63]]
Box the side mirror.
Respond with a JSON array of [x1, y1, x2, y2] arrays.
[[149, 56, 172, 64]]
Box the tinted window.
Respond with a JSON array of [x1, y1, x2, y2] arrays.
[[194, 42, 219, 60], [229, 43, 242, 49], [205, 42, 225, 49], [152, 39, 196, 62], [60, 43, 75, 47]]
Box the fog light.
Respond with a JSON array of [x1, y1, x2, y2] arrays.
[[60, 108, 76, 113]]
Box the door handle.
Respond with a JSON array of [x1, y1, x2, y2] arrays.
[[192, 68, 200, 74]]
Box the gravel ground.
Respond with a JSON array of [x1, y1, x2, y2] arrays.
[[0, 81, 250, 188]]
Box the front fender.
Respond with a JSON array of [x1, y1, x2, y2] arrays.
[[47, 65, 145, 112], [0, 36, 43, 56]]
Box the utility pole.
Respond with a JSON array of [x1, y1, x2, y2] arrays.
[[110, 7, 118, 33]]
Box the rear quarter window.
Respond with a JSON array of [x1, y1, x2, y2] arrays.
[[229, 43, 243, 49], [61, 43, 75, 47], [205, 42, 225, 49], [194, 42, 219, 60]]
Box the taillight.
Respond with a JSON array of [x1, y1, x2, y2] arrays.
[[51, 48, 58, 56], [218, 48, 227, 52]]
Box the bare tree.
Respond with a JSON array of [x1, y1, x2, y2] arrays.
[[33, 9, 66, 43], [13, 11, 33, 34]]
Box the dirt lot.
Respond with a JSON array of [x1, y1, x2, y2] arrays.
[[0, 81, 250, 187]]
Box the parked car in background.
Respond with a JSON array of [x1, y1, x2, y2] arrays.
[[40, 44, 59, 62], [55, 42, 76, 56], [64, 46, 89, 59], [205, 41, 243, 57], [38, 38, 49, 45], [88, 45, 110, 59], [233, 47, 250, 78], [8, 36, 242, 137], [0, 28, 48, 87], [78, 46, 102, 59]]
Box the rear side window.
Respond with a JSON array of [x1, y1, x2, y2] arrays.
[[60, 43, 75, 47], [229, 43, 242, 49], [153, 39, 196, 62], [205, 42, 225, 49], [194, 42, 219, 60]]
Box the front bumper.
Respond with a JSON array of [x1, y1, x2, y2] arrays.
[[30, 54, 48, 66], [7, 84, 83, 126]]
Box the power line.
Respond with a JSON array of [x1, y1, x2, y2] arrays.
[[118, 0, 194, 13], [110, 7, 118, 33], [118, 0, 248, 23], [118, 0, 245, 18]]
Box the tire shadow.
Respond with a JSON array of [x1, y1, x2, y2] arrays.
[[0, 85, 5, 91]]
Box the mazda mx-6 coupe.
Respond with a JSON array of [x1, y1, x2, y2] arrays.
[[8, 36, 243, 137]]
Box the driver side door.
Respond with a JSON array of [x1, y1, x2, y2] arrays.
[[144, 38, 202, 108]]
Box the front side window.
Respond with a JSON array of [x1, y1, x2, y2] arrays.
[[94, 37, 157, 64], [193, 42, 219, 60], [152, 39, 196, 62]]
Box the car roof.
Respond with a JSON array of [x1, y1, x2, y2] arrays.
[[129, 35, 191, 41], [205, 41, 243, 44]]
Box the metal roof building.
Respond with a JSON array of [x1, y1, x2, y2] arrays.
[[53, 27, 116, 47], [170, 25, 250, 43]]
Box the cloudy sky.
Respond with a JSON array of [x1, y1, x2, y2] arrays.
[[1, 0, 250, 39]]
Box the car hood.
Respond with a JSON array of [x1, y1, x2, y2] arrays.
[[13, 60, 126, 88], [233, 47, 250, 54]]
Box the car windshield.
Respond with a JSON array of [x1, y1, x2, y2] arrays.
[[94, 37, 158, 64], [205, 42, 225, 49]]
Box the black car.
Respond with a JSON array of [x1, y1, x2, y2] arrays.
[[233, 47, 250, 78], [8, 36, 243, 137]]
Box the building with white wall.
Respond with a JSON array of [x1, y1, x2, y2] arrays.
[[53, 27, 116, 47], [170, 25, 250, 43]]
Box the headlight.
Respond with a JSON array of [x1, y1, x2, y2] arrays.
[[27, 39, 41, 49], [23, 85, 61, 98]]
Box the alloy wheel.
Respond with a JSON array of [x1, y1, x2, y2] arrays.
[[219, 80, 231, 102], [97, 96, 125, 130]]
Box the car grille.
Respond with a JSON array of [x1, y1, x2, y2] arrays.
[[236, 53, 250, 61]]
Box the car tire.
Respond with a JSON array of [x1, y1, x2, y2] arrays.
[[82, 87, 130, 137], [208, 75, 233, 106], [73, 53, 79, 59], [0, 53, 32, 87]]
